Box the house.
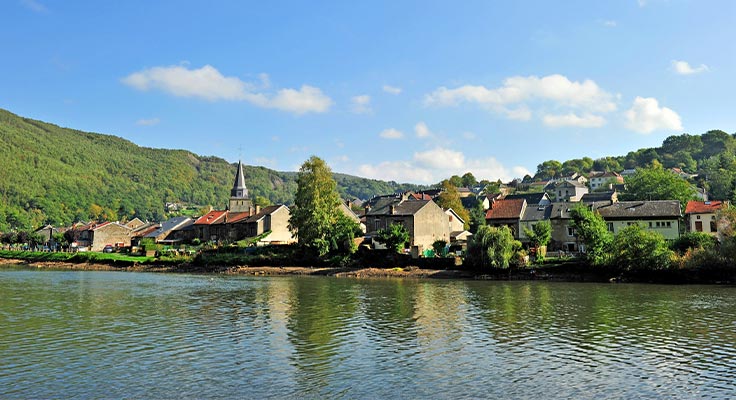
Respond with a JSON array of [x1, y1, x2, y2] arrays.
[[548, 203, 581, 252], [125, 218, 147, 230], [457, 187, 473, 198], [589, 171, 624, 190], [33, 225, 58, 246], [340, 202, 366, 233], [685, 200, 727, 235], [518, 203, 552, 243], [580, 191, 618, 204], [365, 197, 450, 251], [77, 222, 133, 251], [503, 192, 552, 207], [445, 208, 466, 232], [596, 200, 681, 240], [547, 180, 588, 202], [482, 193, 504, 210], [485, 198, 526, 235], [193, 210, 228, 242], [143, 217, 195, 244], [238, 205, 294, 245]]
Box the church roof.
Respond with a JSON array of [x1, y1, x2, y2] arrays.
[[231, 160, 249, 198]]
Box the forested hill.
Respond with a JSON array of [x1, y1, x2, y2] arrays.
[[0, 109, 421, 230]]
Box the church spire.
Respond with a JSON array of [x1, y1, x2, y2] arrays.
[[231, 160, 249, 199]]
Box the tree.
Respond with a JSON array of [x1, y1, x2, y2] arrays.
[[448, 175, 463, 187], [432, 239, 448, 257], [461, 172, 478, 187], [523, 220, 551, 248], [621, 164, 697, 209], [611, 224, 673, 271], [375, 223, 410, 253], [289, 156, 346, 256], [467, 225, 520, 269], [435, 180, 470, 229], [534, 160, 563, 180], [593, 157, 622, 173], [254, 195, 270, 207], [569, 205, 613, 266]]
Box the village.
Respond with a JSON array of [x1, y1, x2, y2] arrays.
[[21, 160, 727, 261]]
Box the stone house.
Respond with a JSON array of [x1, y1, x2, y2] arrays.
[[77, 222, 133, 251], [596, 200, 681, 240], [548, 203, 580, 252], [547, 180, 589, 202], [143, 216, 195, 244], [238, 205, 294, 245], [518, 203, 552, 244], [485, 198, 526, 236], [365, 197, 450, 251], [684, 200, 726, 235], [589, 171, 624, 190]]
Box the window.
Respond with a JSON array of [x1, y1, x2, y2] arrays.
[[567, 227, 575, 236], [666, 222, 671, 227], [607, 223, 614, 232], [710, 221, 717, 232], [696, 215, 701, 220], [648, 222, 652, 228], [656, 222, 661, 228], [695, 221, 703, 232], [374, 218, 381, 230]]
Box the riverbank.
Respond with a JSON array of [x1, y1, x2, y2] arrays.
[[1, 254, 734, 284]]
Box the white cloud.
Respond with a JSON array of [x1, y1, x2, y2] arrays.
[[382, 85, 402, 95], [424, 74, 616, 124], [671, 60, 709, 75], [350, 95, 372, 114], [462, 131, 477, 140], [543, 113, 606, 128], [356, 147, 531, 184], [414, 122, 432, 138], [21, 0, 47, 13], [122, 64, 332, 114], [414, 148, 465, 170], [624, 96, 683, 134], [379, 128, 404, 139], [603, 20, 617, 27], [136, 118, 160, 126]]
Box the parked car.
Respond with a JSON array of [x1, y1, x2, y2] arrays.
[[103, 245, 114, 253]]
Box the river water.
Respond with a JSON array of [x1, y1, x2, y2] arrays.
[[0, 269, 734, 399]]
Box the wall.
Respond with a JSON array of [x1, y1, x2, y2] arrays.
[[92, 224, 131, 251], [262, 206, 294, 244], [412, 202, 450, 250]]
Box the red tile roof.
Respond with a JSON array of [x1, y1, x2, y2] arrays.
[[685, 201, 725, 214], [194, 210, 227, 225], [485, 199, 525, 220], [225, 211, 252, 224]]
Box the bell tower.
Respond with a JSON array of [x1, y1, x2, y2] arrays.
[[228, 160, 253, 212]]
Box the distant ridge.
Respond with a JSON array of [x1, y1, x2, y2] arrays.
[[0, 108, 422, 229]]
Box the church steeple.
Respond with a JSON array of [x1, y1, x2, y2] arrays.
[[228, 160, 253, 213], [231, 160, 249, 199]]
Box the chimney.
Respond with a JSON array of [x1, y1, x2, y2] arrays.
[[365, 205, 371, 215], [255, 205, 261, 215], [390, 205, 396, 215]]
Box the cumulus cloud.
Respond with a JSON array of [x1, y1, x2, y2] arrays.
[[382, 85, 402, 95], [414, 122, 432, 138], [603, 20, 617, 27], [122, 64, 332, 114], [356, 147, 531, 184], [350, 95, 372, 114], [136, 118, 160, 126], [379, 128, 404, 139], [543, 113, 606, 128], [424, 74, 615, 127], [671, 60, 709, 75], [624, 96, 682, 134]]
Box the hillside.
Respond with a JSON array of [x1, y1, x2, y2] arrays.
[[0, 109, 422, 230]]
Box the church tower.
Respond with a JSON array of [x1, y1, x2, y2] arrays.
[[228, 160, 254, 212]]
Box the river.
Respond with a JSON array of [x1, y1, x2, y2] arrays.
[[0, 268, 734, 399]]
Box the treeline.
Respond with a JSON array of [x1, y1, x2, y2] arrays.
[[0, 109, 421, 230], [531, 130, 736, 201]]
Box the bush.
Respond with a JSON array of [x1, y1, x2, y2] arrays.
[[672, 232, 717, 253], [610, 224, 673, 271]]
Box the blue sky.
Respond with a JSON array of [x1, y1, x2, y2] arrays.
[[2, 0, 735, 183]]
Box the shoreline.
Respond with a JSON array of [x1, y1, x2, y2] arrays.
[[2, 257, 734, 284]]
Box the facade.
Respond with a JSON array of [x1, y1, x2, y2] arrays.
[[548, 180, 589, 202], [596, 200, 681, 240], [518, 203, 552, 243], [589, 171, 624, 190], [485, 198, 526, 235], [548, 203, 580, 252], [685, 200, 726, 235], [239, 205, 294, 245], [77, 222, 133, 251], [365, 197, 450, 250]]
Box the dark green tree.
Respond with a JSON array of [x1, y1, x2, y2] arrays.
[[569, 205, 613, 266], [375, 223, 410, 253], [621, 164, 697, 209]]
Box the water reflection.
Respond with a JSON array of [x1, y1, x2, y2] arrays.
[[0, 270, 734, 399]]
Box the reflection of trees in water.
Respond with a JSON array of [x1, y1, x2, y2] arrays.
[[285, 277, 360, 397]]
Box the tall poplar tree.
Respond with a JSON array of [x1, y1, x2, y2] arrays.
[[289, 156, 359, 256]]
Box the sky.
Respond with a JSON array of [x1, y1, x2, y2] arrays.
[[2, 0, 735, 184]]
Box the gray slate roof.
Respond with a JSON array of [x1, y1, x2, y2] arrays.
[[504, 192, 549, 205], [581, 192, 616, 203], [144, 216, 194, 238], [521, 204, 552, 221], [366, 198, 429, 216], [595, 201, 681, 219]]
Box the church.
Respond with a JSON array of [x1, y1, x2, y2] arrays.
[[193, 161, 294, 245]]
